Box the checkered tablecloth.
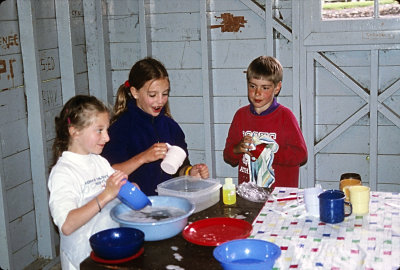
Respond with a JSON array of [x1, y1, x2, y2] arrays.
[[249, 187, 400, 270]]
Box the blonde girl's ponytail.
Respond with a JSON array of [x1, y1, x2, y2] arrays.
[[52, 105, 70, 164]]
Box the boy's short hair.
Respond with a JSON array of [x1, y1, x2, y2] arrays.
[[246, 56, 283, 85]]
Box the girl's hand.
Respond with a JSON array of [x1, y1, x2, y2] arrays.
[[103, 170, 128, 199], [142, 143, 169, 163], [190, 163, 209, 179], [233, 135, 253, 155]]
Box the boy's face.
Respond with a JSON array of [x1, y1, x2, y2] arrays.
[[247, 78, 281, 114]]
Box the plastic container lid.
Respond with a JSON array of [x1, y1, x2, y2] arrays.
[[157, 176, 221, 194], [157, 176, 222, 213]]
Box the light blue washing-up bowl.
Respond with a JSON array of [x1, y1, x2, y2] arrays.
[[110, 196, 194, 241]]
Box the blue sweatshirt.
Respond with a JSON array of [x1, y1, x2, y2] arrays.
[[102, 100, 188, 195]]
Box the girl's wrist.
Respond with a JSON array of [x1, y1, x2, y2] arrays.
[[97, 191, 113, 207], [135, 152, 147, 165]]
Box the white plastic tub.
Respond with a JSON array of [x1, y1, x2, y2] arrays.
[[157, 176, 222, 213]]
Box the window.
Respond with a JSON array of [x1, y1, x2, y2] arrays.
[[303, 0, 400, 47], [322, 0, 400, 20]]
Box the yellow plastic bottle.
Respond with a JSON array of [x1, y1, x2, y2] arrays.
[[223, 178, 236, 205]]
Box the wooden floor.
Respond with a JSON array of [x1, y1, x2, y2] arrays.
[[48, 263, 61, 270], [24, 258, 61, 270]]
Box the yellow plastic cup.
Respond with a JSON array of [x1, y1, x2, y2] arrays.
[[340, 179, 362, 201], [345, 185, 370, 215]]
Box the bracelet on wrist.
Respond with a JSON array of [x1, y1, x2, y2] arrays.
[[95, 196, 102, 212], [185, 165, 193, 176]]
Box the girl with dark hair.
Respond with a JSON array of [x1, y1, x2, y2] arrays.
[[102, 57, 209, 196]]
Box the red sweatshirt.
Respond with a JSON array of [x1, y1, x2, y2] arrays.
[[223, 104, 307, 188]]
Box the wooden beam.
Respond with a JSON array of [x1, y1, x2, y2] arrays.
[[304, 31, 400, 47], [378, 78, 400, 103], [291, 0, 301, 125], [55, 0, 76, 103], [305, 52, 316, 187], [369, 50, 378, 191], [314, 105, 369, 153], [314, 52, 369, 103], [265, 0, 274, 56], [378, 104, 400, 128], [239, 0, 292, 42], [200, 0, 215, 177], [272, 19, 292, 42], [139, 0, 151, 57], [0, 142, 11, 270], [292, 0, 303, 187], [239, 0, 264, 18], [83, 0, 112, 104], [16, 0, 55, 259]]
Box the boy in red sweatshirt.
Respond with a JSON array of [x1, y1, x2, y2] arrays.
[[223, 56, 307, 188]]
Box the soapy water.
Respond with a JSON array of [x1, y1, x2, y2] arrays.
[[166, 265, 185, 270], [236, 182, 271, 202], [117, 206, 186, 223], [173, 253, 183, 261]]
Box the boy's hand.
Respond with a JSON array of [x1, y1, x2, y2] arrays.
[[233, 135, 253, 155]]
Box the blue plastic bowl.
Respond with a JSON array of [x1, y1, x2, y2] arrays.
[[213, 239, 281, 270], [89, 227, 144, 260], [111, 196, 195, 241]]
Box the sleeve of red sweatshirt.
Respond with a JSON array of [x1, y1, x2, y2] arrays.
[[273, 108, 308, 167], [223, 110, 244, 167]]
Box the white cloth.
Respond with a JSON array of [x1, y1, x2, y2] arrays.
[[248, 134, 279, 188], [48, 152, 120, 270]]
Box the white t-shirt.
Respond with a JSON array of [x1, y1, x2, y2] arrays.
[[48, 151, 120, 270]]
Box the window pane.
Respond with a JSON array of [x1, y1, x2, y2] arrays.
[[322, 0, 400, 20], [379, 0, 400, 17], [322, 0, 375, 20]]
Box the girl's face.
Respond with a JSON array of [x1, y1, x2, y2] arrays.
[[68, 112, 110, 155], [247, 78, 281, 114], [131, 78, 170, 117]]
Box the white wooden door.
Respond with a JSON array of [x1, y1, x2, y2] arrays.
[[301, 0, 400, 191]]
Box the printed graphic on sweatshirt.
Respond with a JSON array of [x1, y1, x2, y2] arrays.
[[240, 134, 279, 188], [83, 174, 108, 193]]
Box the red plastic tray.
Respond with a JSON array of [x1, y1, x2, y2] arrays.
[[182, 217, 252, 246], [90, 247, 144, 264]]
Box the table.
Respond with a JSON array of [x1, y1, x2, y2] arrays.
[[80, 192, 264, 269], [81, 187, 400, 270], [250, 187, 400, 270]]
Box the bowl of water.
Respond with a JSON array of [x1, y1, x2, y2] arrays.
[[110, 196, 195, 241], [213, 239, 281, 270]]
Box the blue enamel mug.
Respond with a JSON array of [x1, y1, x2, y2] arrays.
[[318, 190, 352, 224]]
